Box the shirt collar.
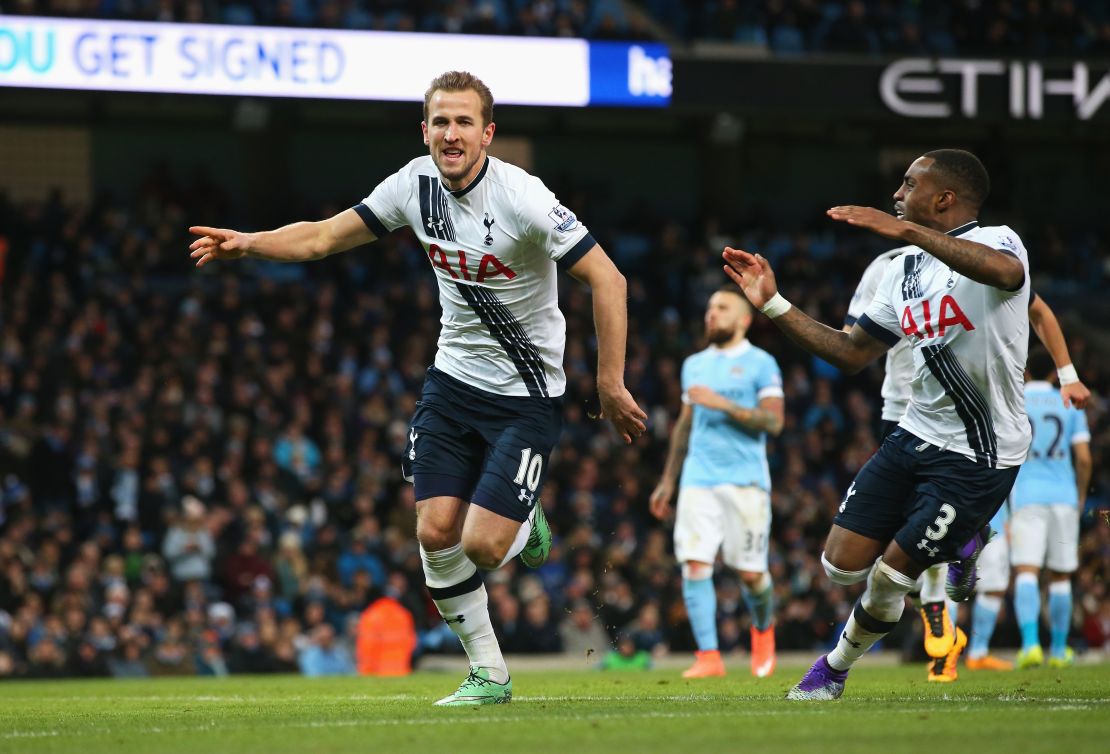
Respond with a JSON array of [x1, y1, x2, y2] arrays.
[[712, 339, 751, 357], [946, 220, 979, 237], [1026, 380, 1054, 391], [444, 156, 490, 199]]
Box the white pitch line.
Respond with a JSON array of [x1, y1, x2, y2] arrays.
[[0, 694, 418, 704], [5, 700, 1105, 742], [0, 709, 808, 740]]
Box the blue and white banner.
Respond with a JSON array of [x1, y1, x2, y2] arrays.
[[0, 16, 670, 107]]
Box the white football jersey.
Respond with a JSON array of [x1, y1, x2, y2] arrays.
[[860, 221, 1032, 468], [357, 156, 596, 398], [846, 248, 912, 422]]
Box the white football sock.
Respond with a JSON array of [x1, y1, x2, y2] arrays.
[[422, 544, 508, 683], [920, 563, 947, 603], [496, 514, 532, 569], [828, 558, 916, 671]]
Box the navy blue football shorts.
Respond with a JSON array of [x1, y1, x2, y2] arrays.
[[402, 366, 563, 522], [834, 427, 1019, 567]]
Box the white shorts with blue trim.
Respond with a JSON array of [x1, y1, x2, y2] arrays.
[[674, 485, 771, 572]]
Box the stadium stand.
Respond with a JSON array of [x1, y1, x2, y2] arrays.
[[9, 0, 1110, 55], [0, 168, 1106, 677]]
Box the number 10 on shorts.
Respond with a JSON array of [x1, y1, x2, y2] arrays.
[[514, 448, 543, 493]]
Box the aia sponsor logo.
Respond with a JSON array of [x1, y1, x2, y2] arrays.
[[427, 243, 516, 283], [900, 295, 974, 341]]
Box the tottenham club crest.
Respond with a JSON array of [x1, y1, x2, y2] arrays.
[[483, 213, 496, 245]]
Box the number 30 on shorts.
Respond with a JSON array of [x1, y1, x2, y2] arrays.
[[513, 448, 544, 492], [925, 503, 957, 541]]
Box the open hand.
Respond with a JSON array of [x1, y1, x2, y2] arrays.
[[189, 226, 252, 267], [648, 481, 674, 521], [722, 247, 778, 309], [826, 206, 907, 241], [686, 385, 730, 412], [1061, 380, 1091, 410], [598, 383, 648, 444]]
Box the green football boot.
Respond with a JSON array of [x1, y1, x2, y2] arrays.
[[433, 666, 512, 706], [1047, 647, 1074, 669], [519, 502, 551, 569], [1016, 644, 1044, 669]]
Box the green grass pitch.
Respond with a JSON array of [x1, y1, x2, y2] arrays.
[[2, 662, 1107, 754]]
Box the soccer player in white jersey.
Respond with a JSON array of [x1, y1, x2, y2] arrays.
[[649, 287, 784, 679], [188, 71, 647, 705], [1009, 348, 1092, 669], [722, 149, 1032, 700], [844, 259, 1088, 681], [965, 334, 1089, 673]]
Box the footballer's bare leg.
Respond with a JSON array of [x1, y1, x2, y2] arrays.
[[417, 496, 512, 705], [789, 532, 922, 700], [461, 504, 530, 570], [821, 525, 888, 576]]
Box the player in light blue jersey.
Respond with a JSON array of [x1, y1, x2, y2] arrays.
[[965, 334, 1090, 672], [1010, 348, 1092, 668], [650, 287, 784, 678]]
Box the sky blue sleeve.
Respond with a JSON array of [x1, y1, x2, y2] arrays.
[[756, 354, 784, 399], [1071, 405, 1091, 442]]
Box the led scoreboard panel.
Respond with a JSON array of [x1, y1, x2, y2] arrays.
[[0, 16, 671, 108]]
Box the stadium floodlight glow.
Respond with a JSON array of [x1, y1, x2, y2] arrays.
[[0, 15, 670, 108]]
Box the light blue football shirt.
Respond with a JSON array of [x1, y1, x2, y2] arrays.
[[1011, 381, 1090, 508], [680, 340, 784, 491]]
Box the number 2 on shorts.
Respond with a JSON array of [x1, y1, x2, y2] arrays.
[[925, 503, 956, 541]]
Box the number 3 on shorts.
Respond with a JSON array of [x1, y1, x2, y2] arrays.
[[925, 503, 956, 541], [513, 448, 543, 492]]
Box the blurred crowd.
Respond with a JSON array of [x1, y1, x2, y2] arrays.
[[651, 0, 1110, 56], [0, 167, 1107, 679], [9, 0, 1110, 56], [2, 0, 651, 39]]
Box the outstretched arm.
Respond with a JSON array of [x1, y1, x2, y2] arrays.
[[567, 245, 648, 444], [826, 206, 1024, 291], [189, 207, 375, 267], [722, 248, 891, 374], [1028, 293, 1090, 409]]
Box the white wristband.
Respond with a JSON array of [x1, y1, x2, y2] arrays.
[[1057, 364, 1079, 386], [759, 293, 793, 319]]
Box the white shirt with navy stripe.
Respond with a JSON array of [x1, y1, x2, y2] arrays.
[[356, 155, 595, 398], [846, 248, 912, 422], [860, 221, 1032, 468]]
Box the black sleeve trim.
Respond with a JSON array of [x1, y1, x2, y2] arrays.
[[1006, 272, 1026, 293], [994, 248, 1027, 291], [843, 314, 858, 328], [556, 233, 597, 271], [352, 203, 388, 239], [858, 314, 901, 347], [1028, 289, 1039, 308]]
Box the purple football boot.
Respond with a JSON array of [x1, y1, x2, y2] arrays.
[[785, 655, 848, 701], [946, 525, 994, 602]]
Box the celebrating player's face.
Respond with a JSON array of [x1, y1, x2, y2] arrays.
[[422, 89, 495, 190], [892, 157, 939, 226], [704, 291, 752, 345]]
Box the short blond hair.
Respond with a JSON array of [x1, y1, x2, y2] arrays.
[[424, 71, 494, 126]]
